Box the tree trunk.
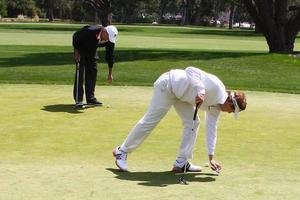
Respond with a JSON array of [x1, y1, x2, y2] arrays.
[[158, 0, 166, 24], [47, 0, 54, 22], [98, 9, 110, 25], [267, 27, 291, 53], [47, 8, 54, 22], [193, 9, 202, 25], [95, 11, 99, 23], [228, 3, 235, 29], [84, 0, 111, 25], [181, 0, 187, 25], [186, 0, 192, 24], [241, 0, 300, 53]]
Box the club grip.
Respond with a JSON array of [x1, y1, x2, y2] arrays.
[[193, 103, 200, 120]]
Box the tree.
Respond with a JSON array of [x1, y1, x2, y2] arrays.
[[7, 0, 39, 17], [226, 0, 242, 29], [241, 0, 300, 53], [0, 0, 7, 17], [71, 0, 90, 21], [84, 0, 112, 24], [111, 0, 141, 24], [190, 0, 232, 26], [181, 0, 190, 25], [44, 0, 54, 21]]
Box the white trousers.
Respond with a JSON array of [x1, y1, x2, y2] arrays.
[[120, 73, 200, 159]]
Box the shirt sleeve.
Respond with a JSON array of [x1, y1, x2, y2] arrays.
[[205, 109, 220, 155], [185, 66, 206, 95], [72, 32, 81, 50]]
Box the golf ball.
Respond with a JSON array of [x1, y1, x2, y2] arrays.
[[204, 162, 209, 167], [106, 104, 111, 108]]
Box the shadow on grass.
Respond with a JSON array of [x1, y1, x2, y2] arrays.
[[0, 48, 265, 68], [41, 104, 84, 114], [107, 168, 217, 187], [42, 104, 103, 113], [0, 51, 74, 68], [116, 49, 264, 62]]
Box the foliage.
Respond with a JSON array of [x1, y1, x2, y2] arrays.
[[7, 0, 40, 17], [0, 0, 7, 17], [2, 0, 247, 25]]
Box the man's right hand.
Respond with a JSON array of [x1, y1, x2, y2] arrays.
[[195, 93, 205, 106], [74, 49, 80, 63], [209, 155, 222, 173]]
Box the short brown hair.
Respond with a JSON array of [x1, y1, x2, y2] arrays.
[[235, 91, 247, 111]]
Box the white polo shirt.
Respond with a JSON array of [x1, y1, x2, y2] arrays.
[[168, 66, 228, 155]]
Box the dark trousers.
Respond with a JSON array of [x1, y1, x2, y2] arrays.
[[73, 52, 98, 103]]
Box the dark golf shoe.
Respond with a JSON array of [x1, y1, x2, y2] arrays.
[[87, 98, 103, 106], [75, 102, 85, 109]]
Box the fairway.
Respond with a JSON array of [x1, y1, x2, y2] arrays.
[[0, 23, 300, 93], [1, 84, 299, 200]]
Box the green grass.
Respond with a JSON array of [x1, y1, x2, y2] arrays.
[[0, 23, 299, 93], [0, 84, 299, 200], [1, 23, 300, 199]]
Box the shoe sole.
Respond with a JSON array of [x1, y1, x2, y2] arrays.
[[112, 149, 128, 172]]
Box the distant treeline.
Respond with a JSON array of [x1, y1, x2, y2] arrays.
[[0, 0, 253, 26]]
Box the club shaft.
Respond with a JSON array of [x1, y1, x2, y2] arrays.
[[193, 103, 200, 120], [75, 62, 79, 103]]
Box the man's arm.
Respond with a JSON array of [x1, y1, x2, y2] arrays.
[[72, 34, 81, 63], [206, 109, 222, 172], [105, 42, 115, 84], [107, 65, 113, 84], [74, 49, 80, 63]]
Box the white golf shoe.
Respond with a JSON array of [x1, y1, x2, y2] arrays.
[[172, 160, 202, 173], [113, 147, 128, 171]]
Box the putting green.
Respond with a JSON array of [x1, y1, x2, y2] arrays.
[[0, 84, 299, 200]]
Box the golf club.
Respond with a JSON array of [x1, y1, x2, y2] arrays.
[[192, 102, 200, 131], [179, 163, 189, 185], [178, 103, 200, 185], [75, 61, 85, 109], [75, 61, 79, 104]]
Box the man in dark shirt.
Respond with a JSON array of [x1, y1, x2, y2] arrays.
[[72, 25, 108, 108]]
